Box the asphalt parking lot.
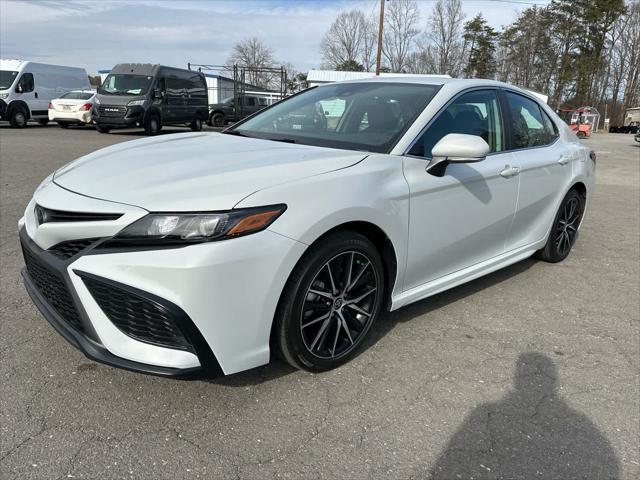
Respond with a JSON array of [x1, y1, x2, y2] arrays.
[[1, 124, 638, 479]]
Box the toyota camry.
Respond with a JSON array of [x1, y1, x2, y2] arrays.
[[19, 78, 595, 376]]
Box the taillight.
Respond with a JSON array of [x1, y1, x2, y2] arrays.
[[79, 103, 92, 111], [48, 102, 54, 109]]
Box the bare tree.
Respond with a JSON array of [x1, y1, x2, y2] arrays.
[[321, 10, 367, 69], [383, 0, 421, 72], [427, 0, 465, 76], [227, 37, 276, 88], [361, 14, 379, 72]]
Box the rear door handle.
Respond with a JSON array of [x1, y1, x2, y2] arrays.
[[558, 155, 571, 165], [500, 165, 520, 178]]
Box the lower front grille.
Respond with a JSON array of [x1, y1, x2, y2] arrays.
[[21, 244, 84, 332], [48, 238, 99, 259], [80, 275, 193, 352]]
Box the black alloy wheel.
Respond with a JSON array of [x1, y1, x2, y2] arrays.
[[275, 231, 384, 372], [536, 189, 585, 263]]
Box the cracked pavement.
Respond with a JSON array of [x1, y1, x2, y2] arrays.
[[1, 126, 638, 479]]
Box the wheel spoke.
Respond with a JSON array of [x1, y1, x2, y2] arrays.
[[346, 302, 371, 318], [337, 310, 354, 344], [346, 260, 370, 293], [343, 252, 354, 293], [310, 317, 331, 351], [331, 317, 341, 356], [325, 262, 338, 295], [302, 311, 332, 329], [309, 288, 333, 300], [346, 287, 376, 305]]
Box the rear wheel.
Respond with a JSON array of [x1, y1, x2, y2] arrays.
[[58, 121, 70, 129], [577, 131, 587, 139], [190, 117, 203, 132], [535, 189, 585, 263], [275, 231, 384, 372], [37, 119, 49, 125], [144, 114, 160, 135], [9, 107, 27, 128]]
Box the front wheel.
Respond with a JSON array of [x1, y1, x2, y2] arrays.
[[210, 112, 225, 127], [535, 189, 585, 263], [95, 124, 111, 134], [144, 114, 160, 135], [275, 231, 385, 372], [9, 108, 27, 128]]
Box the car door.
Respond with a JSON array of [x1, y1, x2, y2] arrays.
[[402, 88, 519, 290], [15, 72, 41, 115], [501, 91, 575, 250], [164, 75, 183, 124]]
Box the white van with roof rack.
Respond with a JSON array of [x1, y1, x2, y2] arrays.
[[0, 59, 91, 128]]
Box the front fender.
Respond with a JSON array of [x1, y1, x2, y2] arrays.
[[234, 154, 410, 298]]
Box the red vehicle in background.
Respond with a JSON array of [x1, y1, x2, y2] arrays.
[[559, 108, 593, 139]]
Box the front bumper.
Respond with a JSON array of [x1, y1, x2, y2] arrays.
[[20, 185, 306, 376], [92, 105, 144, 128], [0, 99, 6, 120]]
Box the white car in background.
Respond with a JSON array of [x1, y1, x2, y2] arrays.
[[19, 78, 595, 377], [48, 90, 96, 128]]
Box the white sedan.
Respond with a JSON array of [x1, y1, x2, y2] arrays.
[[48, 90, 96, 128], [20, 78, 595, 376]]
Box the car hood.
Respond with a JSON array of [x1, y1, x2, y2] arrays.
[[53, 132, 367, 211]]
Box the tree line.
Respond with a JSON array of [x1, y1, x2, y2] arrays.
[[320, 0, 640, 124]]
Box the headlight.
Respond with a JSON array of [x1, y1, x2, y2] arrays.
[[103, 204, 286, 247], [127, 99, 145, 107], [0, 92, 9, 99]]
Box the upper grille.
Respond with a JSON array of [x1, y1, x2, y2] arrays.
[[97, 105, 127, 117], [21, 243, 84, 332], [81, 275, 193, 352], [48, 238, 100, 259], [35, 205, 122, 225]]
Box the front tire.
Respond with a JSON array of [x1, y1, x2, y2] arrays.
[[535, 189, 585, 263], [144, 114, 160, 135], [274, 231, 384, 372], [9, 107, 27, 128], [95, 124, 111, 134], [210, 112, 225, 127]]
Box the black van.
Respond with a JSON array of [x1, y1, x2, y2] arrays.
[[93, 64, 208, 135]]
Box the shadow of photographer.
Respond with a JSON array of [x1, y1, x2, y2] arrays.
[[431, 352, 620, 479]]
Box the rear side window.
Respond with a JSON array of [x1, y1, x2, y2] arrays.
[[409, 89, 503, 158], [505, 91, 557, 149], [17, 73, 34, 93]]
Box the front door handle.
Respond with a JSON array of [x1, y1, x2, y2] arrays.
[[558, 155, 571, 165], [34, 92, 38, 99], [500, 165, 520, 178]]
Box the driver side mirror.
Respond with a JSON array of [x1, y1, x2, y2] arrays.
[[426, 133, 490, 177], [154, 88, 164, 99], [16, 84, 23, 94]]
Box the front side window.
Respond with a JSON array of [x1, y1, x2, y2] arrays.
[[505, 91, 557, 149], [408, 89, 503, 158], [98, 74, 153, 96], [17, 73, 34, 93], [232, 82, 440, 153]]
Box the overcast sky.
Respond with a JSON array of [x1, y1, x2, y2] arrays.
[[1, 0, 550, 75]]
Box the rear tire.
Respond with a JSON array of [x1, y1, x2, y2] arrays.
[[37, 119, 49, 125], [190, 117, 203, 132], [274, 231, 385, 372], [535, 189, 585, 263], [58, 121, 70, 129], [9, 108, 27, 128], [577, 131, 587, 139], [144, 114, 160, 135]]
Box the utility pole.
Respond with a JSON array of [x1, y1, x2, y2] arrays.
[[375, 0, 385, 76]]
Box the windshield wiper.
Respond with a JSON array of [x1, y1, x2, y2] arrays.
[[222, 130, 252, 138], [268, 137, 297, 144]]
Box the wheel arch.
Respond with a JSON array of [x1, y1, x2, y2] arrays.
[[7, 100, 31, 119]]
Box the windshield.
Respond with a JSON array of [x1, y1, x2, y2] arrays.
[[60, 91, 94, 100], [0, 70, 18, 90], [98, 74, 153, 96], [231, 82, 440, 153]]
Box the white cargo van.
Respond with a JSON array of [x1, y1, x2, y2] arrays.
[[0, 59, 91, 128]]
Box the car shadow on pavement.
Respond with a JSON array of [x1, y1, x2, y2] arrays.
[[429, 352, 620, 479]]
